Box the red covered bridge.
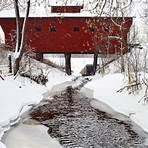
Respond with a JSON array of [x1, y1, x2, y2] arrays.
[[0, 6, 132, 75]]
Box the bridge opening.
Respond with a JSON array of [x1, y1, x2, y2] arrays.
[[43, 54, 96, 75]]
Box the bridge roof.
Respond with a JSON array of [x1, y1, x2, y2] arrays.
[[0, 0, 133, 18]]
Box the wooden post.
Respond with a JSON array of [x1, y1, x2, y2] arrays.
[[8, 55, 12, 73], [93, 53, 98, 75], [65, 53, 71, 75]]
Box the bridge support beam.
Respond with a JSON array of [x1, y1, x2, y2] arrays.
[[8, 55, 12, 73], [93, 53, 98, 75], [65, 53, 71, 75]]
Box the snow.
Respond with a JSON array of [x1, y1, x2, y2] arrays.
[[0, 64, 73, 147], [0, 0, 148, 146], [44, 54, 94, 76], [0, 143, 6, 148], [85, 73, 148, 133], [0, 0, 134, 18], [0, 76, 45, 126], [46, 68, 73, 90], [0, 75, 48, 148], [0, 9, 99, 17], [1, 57, 148, 147], [0, 2, 92, 18], [1, 55, 148, 147], [2, 124, 63, 148]]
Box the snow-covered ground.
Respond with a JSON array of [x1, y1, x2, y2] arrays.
[[1, 0, 148, 147], [0, 75, 45, 147], [44, 54, 94, 75], [44, 55, 148, 134], [1, 55, 148, 147], [0, 62, 73, 147], [85, 73, 148, 134], [2, 124, 63, 148], [0, 76, 45, 126]]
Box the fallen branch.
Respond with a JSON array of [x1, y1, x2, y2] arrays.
[[0, 74, 4, 80], [117, 82, 141, 94]]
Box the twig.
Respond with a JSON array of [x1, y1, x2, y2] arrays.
[[117, 82, 141, 93], [0, 74, 4, 80], [138, 79, 148, 104]]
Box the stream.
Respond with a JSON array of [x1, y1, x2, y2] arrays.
[[2, 78, 148, 148]]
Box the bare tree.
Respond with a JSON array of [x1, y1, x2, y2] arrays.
[[0, 0, 13, 11], [13, 0, 30, 75]]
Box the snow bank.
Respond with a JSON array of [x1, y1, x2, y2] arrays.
[[44, 54, 94, 76], [0, 57, 74, 148], [2, 124, 63, 148], [85, 73, 148, 133], [0, 66, 72, 147], [0, 76, 45, 126], [46, 68, 73, 90], [0, 143, 6, 148], [0, 76, 46, 148]]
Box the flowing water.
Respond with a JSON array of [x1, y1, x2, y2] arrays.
[[2, 81, 148, 148]]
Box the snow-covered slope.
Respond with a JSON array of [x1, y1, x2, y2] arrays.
[[85, 73, 148, 134], [0, 61, 73, 147]]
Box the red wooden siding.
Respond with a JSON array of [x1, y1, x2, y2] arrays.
[[0, 17, 132, 54], [0, 18, 16, 48], [51, 6, 83, 13]]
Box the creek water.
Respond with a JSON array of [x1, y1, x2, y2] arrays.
[[2, 81, 148, 148]]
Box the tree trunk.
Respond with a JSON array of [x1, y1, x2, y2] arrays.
[[14, 0, 21, 52], [13, 0, 30, 75], [13, 51, 23, 75]]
